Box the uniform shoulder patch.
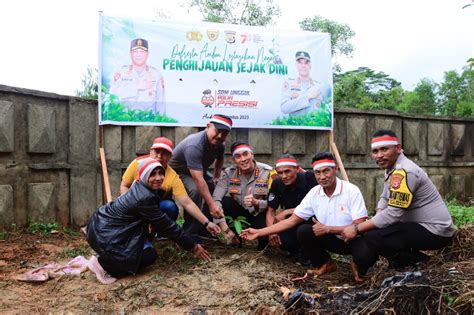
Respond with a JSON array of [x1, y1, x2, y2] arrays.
[[387, 169, 413, 209]]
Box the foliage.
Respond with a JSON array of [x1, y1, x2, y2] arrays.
[[176, 218, 185, 226], [398, 78, 438, 115], [225, 215, 250, 235], [75, 65, 98, 100], [27, 221, 59, 235], [190, 0, 281, 26], [0, 231, 7, 240], [437, 67, 473, 117], [58, 244, 92, 259], [299, 15, 355, 58], [101, 93, 178, 123], [446, 200, 474, 227], [272, 102, 332, 127], [62, 226, 80, 237]]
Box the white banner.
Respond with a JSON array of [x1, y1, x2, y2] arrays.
[[99, 14, 333, 130]]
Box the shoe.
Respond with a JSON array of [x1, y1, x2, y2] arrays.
[[87, 256, 117, 285]]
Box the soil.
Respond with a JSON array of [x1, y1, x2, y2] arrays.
[[1, 227, 472, 314]]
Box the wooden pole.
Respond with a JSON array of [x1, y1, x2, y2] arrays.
[[99, 147, 112, 203], [329, 130, 350, 182]]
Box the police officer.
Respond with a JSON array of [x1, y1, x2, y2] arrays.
[[110, 38, 165, 114], [213, 140, 277, 249], [266, 154, 318, 257], [342, 129, 457, 282], [280, 51, 322, 116]]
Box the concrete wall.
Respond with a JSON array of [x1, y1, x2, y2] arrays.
[[0, 85, 473, 228]]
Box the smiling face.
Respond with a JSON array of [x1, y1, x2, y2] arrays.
[[232, 150, 254, 174], [296, 59, 311, 78], [206, 123, 229, 146], [371, 143, 402, 170], [130, 48, 148, 67], [147, 167, 165, 190], [276, 165, 298, 186]]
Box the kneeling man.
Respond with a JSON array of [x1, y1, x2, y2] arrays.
[[242, 152, 368, 277]]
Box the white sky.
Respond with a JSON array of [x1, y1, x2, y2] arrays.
[[0, 0, 472, 96]]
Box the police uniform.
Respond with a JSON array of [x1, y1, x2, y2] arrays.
[[352, 153, 456, 276], [213, 161, 276, 248], [281, 51, 322, 116], [109, 39, 165, 114]]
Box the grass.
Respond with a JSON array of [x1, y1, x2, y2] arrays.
[[27, 221, 59, 235], [58, 244, 92, 259], [446, 199, 474, 226], [272, 101, 332, 127]]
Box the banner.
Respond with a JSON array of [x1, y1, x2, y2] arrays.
[[99, 14, 333, 130]]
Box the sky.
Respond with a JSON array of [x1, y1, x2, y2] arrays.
[[0, 0, 472, 96]]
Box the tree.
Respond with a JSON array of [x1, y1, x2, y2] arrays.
[[190, 0, 281, 26], [75, 65, 98, 100], [299, 16, 355, 58], [437, 67, 473, 117], [398, 78, 438, 115]]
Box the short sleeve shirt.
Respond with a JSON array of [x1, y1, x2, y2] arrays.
[[268, 171, 317, 210], [169, 130, 225, 176], [121, 155, 187, 199], [294, 178, 368, 226]]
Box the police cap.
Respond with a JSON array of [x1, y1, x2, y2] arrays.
[[130, 38, 148, 51], [295, 51, 311, 62]]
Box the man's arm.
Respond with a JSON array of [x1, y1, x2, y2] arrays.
[[241, 213, 305, 240], [213, 158, 224, 183], [313, 217, 366, 236], [189, 169, 222, 217], [177, 195, 220, 235]]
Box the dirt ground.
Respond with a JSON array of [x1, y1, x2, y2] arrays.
[[1, 227, 473, 314]]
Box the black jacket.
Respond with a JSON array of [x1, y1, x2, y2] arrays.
[[86, 180, 195, 275]]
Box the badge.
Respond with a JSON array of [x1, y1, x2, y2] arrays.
[[338, 204, 346, 214], [388, 169, 413, 209], [291, 92, 300, 98], [207, 30, 219, 41], [268, 193, 275, 201]]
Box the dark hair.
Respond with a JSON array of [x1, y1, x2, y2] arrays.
[[311, 151, 335, 163], [373, 129, 397, 138], [230, 140, 250, 152], [278, 153, 296, 160]]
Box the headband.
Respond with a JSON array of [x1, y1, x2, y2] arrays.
[[371, 136, 399, 149], [312, 159, 336, 171]]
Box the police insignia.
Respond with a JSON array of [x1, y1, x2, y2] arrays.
[[291, 92, 300, 98], [268, 193, 275, 201], [207, 30, 219, 41], [388, 169, 413, 209]]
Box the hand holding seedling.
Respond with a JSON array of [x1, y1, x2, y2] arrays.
[[205, 222, 221, 236]]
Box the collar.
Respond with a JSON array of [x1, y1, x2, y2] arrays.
[[237, 161, 259, 179], [384, 152, 406, 180], [319, 177, 343, 197]]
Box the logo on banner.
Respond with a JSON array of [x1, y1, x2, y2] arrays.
[[186, 31, 203, 41], [201, 89, 214, 108], [207, 30, 219, 41], [224, 30, 236, 44]]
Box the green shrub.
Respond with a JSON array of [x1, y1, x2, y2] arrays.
[[27, 221, 59, 235], [446, 200, 474, 226], [272, 102, 332, 127]]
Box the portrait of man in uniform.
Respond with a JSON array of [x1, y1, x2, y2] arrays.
[[109, 38, 166, 115], [280, 51, 322, 116]]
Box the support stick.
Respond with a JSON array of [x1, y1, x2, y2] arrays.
[[329, 130, 349, 182], [99, 147, 112, 203]]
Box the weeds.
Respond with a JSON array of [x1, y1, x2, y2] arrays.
[[446, 200, 474, 226], [0, 231, 7, 240], [62, 226, 80, 237], [27, 221, 59, 235], [58, 244, 91, 259]]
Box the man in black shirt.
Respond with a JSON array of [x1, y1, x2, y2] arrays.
[[266, 154, 317, 256]]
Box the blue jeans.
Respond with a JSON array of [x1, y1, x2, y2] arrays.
[[159, 200, 179, 221]]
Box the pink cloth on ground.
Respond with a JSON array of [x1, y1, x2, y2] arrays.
[[16, 256, 89, 282]]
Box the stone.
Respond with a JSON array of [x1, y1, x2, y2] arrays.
[[403, 121, 420, 155], [28, 183, 56, 223], [427, 123, 444, 156], [70, 170, 97, 226], [249, 129, 272, 154], [28, 104, 56, 153], [103, 126, 122, 161], [0, 185, 14, 228], [449, 175, 466, 199], [175, 127, 197, 144], [69, 99, 97, 163], [450, 124, 465, 156], [136, 126, 161, 155], [283, 130, 305, 154], [430, 175, 447, 196], [0, 101, 14, 152], [346, 118, 367, 154]]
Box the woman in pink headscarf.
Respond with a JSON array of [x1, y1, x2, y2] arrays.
[[86, 157, 210, 284]]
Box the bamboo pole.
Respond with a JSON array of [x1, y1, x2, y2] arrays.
[[329, 130, 349, 182], [99, 147, 112, 203]]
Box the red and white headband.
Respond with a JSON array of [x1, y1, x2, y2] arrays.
[[138, 157, 164, 183], [210, 115, 233, 129], [275, 158, 298, 168], [231, 144, 252, 156], [312, 159, 336, 170], [371, 136, 399, 149]]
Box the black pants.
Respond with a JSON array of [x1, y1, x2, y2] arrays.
[[351, 222, 453, 276], [296, 224, 354, 267], [221, 196, 268, 249], [98, 247, 158, 278]]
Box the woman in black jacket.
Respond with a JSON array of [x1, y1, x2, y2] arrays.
[[86, 158, 210, 284]]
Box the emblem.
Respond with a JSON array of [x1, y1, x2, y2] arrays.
[[224, 30, 236, 44], [207, 30, 219, 41], [186, 31, 203, 41]]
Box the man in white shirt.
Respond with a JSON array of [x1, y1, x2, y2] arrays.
[[242, 152, 368, 278]]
